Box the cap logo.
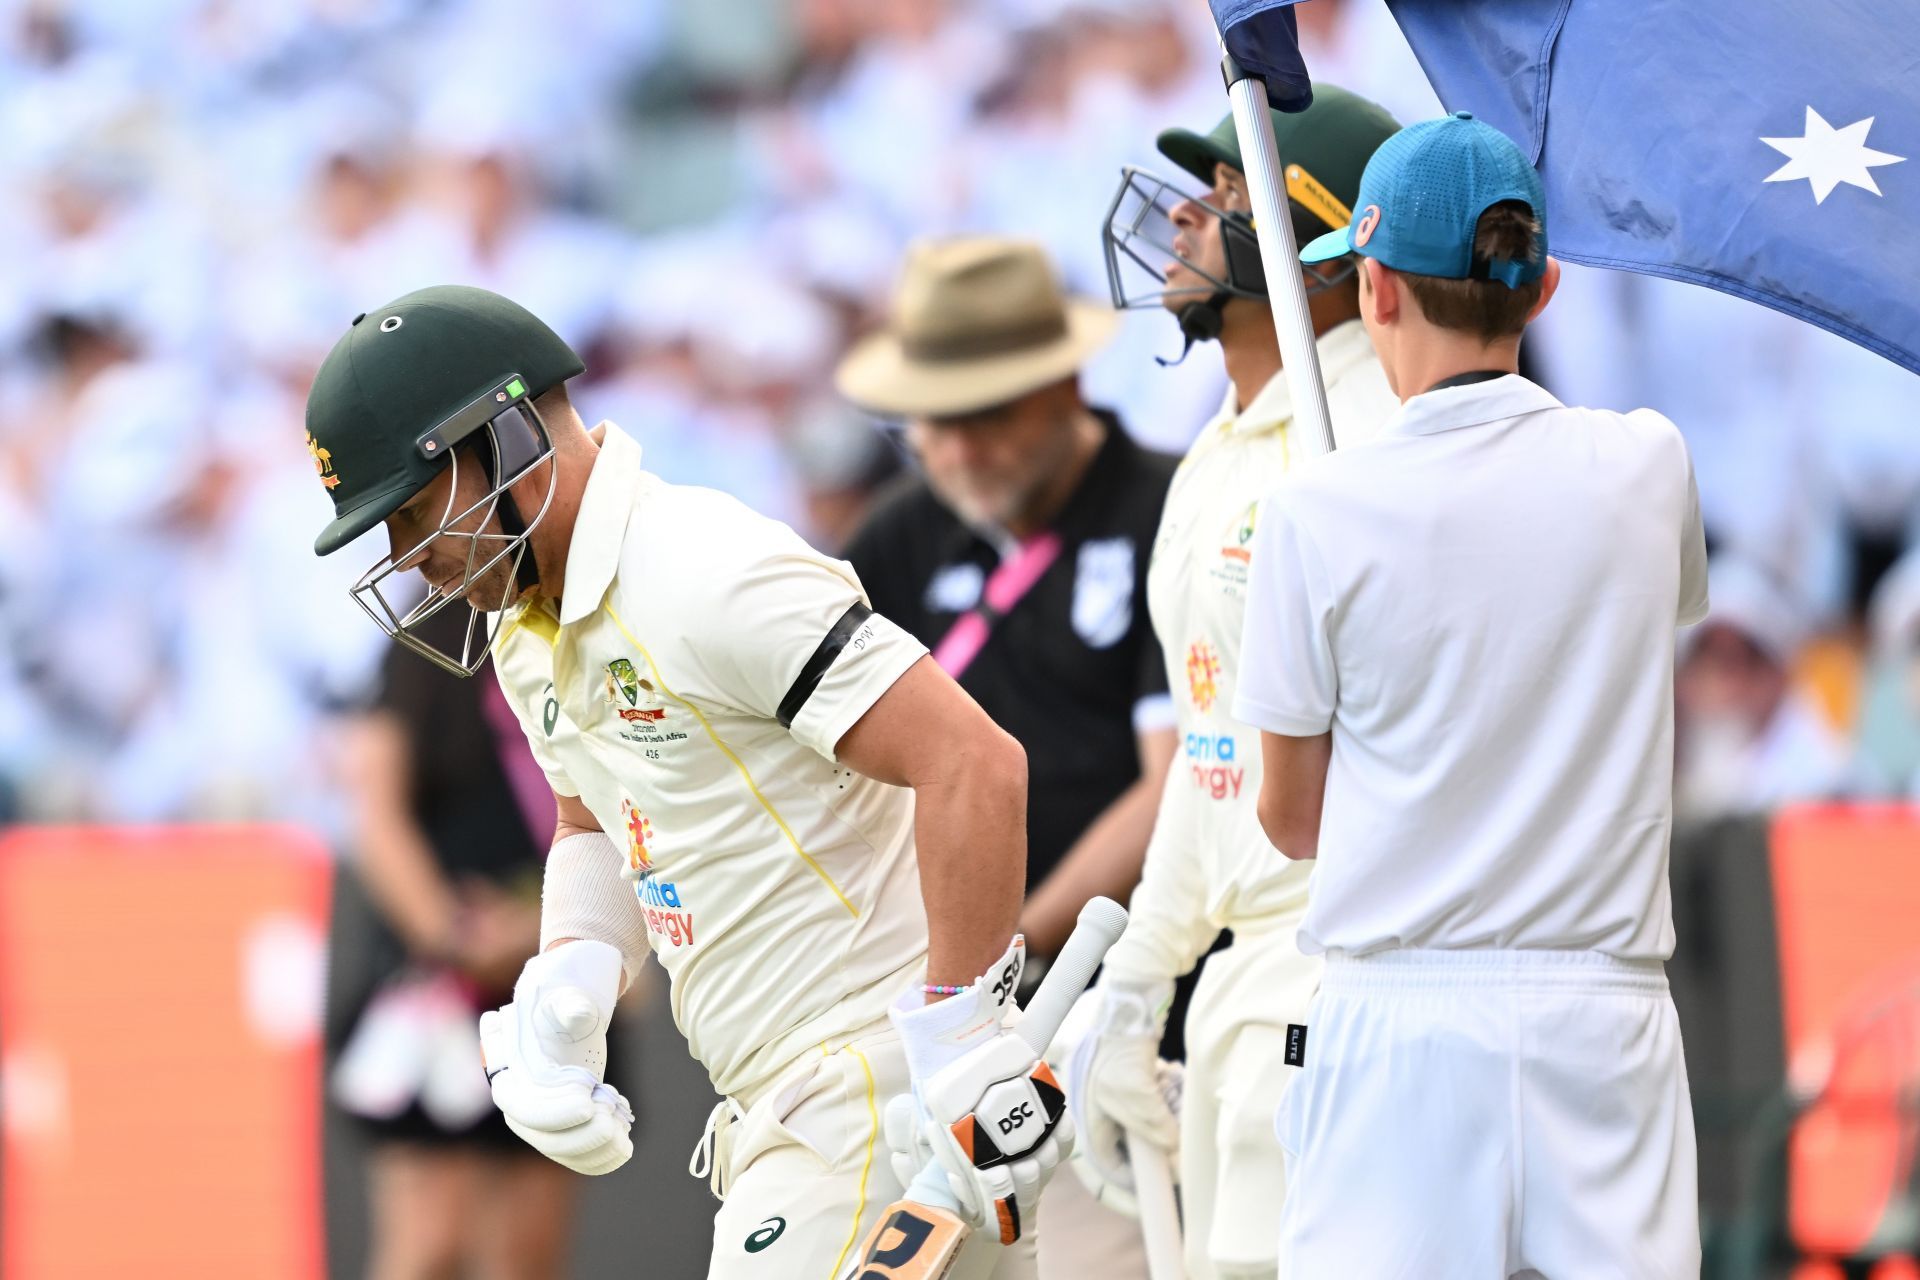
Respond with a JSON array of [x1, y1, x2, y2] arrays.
[[1285, 164, 1354, 232], [379, 315, 403, 333], [306, 432, 341, 490], [1354, 204, 1382, 248]]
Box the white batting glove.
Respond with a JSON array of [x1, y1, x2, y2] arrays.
[[890, 937, 1075, 1244], [1066, 978, 1179, 1213], [477, 940, 634, 1176]]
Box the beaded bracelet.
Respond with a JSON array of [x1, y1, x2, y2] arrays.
[[924, 935, 1023, 997]]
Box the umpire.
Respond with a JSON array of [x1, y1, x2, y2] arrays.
[[838, 236, 1178, 958]]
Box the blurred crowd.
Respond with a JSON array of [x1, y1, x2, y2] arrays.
[[1, 0, 1918, 837]]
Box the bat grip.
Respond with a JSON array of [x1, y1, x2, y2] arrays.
[[1015, 895, 1129, 1055]]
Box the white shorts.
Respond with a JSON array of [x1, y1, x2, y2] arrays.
[[704, 1024, 1036, 1280], [1275, 950, 1699, 1280]]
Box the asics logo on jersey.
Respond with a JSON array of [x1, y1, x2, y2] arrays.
[[744, 1217, 785, 1252]]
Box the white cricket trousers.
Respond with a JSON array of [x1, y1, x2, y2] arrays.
[[1275, 950, 1700, 1280], [702, 1021, 1036, 1280], [1182, 918, 1323, 1279], [1037, 918, 1322, 1280]]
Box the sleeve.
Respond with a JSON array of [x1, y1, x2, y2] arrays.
[[1231, 492, 1339, 736], [683, 516, 930, 761], [1098, 765, 1219, 985], [1677, 446, 1710, 627]]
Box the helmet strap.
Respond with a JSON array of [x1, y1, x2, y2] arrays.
[[1157, 290, 1231, 367], [473, 428, 542, 593]]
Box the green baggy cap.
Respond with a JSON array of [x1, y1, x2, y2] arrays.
[[304, 285, 584, 556], [1156, 84, 1402, 235]]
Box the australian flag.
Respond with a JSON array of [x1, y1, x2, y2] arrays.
[[1209, 0, 1313, 112], [1388, 0, 1920, 374]]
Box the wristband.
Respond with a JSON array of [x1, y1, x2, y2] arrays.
[[539, 831, 649, 988]]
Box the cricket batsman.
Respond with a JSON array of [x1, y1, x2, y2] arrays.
[[1073, 88, 1399, 1278], [1241, 114, 1705, 1275], [302, 284, 1072, 1277]]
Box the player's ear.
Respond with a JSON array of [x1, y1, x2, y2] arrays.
[[1526, 256, 1561, 323], [1360, 257, 1397, 326]]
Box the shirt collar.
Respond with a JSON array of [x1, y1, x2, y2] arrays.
[[1218, 318, 1376, 438], [556, 420, 644, 625], [1384, 373, 1564, 437]]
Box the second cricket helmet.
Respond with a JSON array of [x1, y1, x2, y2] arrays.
[[305, 284, 585, 675], [1103, 85, 1401, 348]]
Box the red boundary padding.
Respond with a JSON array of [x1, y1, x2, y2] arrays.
[[1772, 804, 1920, 1257], [0, 825, 331, 1280]]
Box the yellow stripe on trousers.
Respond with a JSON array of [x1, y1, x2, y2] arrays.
[[827, 1042, 880, 1280]]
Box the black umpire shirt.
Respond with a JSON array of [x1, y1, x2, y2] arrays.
[[844, 410, 1178, 890]]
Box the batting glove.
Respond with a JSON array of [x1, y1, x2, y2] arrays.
[[478, 939, 635, 1176], [890, 937, 1075, 1243], [1066, 978, 1180, 1214]]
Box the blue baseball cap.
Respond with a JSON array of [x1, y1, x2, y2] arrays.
[[1299, 112, 1548, 288]]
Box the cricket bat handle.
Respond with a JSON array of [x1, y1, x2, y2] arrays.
[[1016, 895, 1130, 1055], [912, 895, 1132, 1214], [1129, 1142, 1183, 1280]]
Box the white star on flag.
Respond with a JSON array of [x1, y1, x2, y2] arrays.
[[1762, 106, 1905, 204]]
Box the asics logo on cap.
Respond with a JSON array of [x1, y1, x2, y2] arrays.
[[1354, 204, 1382, 248]]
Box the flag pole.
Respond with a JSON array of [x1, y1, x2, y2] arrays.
[[1223, 51, 1337, 456]]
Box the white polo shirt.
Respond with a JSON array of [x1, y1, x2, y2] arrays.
[[492, 424, 931, 1098], [1233, 375, 1709, 960]]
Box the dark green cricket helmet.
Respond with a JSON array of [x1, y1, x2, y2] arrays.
[[305, 284, 584, 556], [1103, 85, 1401, 349]]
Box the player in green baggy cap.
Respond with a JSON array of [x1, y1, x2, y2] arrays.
[[302, 283, 1071, 1277], [1066, 88, 1402, 1280]]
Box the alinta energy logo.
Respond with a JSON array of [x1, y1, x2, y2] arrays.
[[1186, 639, 1221, 713], [623, 798, 654, 876], [622, 797, 696, 948]]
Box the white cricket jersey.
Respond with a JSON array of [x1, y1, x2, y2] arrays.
[[1233, 375, 1710, 960], [1102, 320, 1399, 984], [492, 424, 931, 1098]]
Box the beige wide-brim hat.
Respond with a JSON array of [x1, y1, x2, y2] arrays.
[[835, 236, 1121, 419]]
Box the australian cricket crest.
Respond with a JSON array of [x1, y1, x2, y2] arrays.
[[1209, 501, 1258, 595], [602, 655, 689, 751], [604, 658, 640, 707]]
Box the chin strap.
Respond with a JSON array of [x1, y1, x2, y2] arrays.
[[474, 430, 543, 594], [1156, 290, 1231, 367], [498, 493, 541, 594]]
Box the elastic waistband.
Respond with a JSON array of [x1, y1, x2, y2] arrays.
[[1320, 949, 1668, 996]]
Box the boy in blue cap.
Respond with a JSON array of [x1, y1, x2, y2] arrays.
[[1234, 114, 1706, 1276]]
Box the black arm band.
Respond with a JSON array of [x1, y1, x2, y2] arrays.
[[777, 602, 873, 729]]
